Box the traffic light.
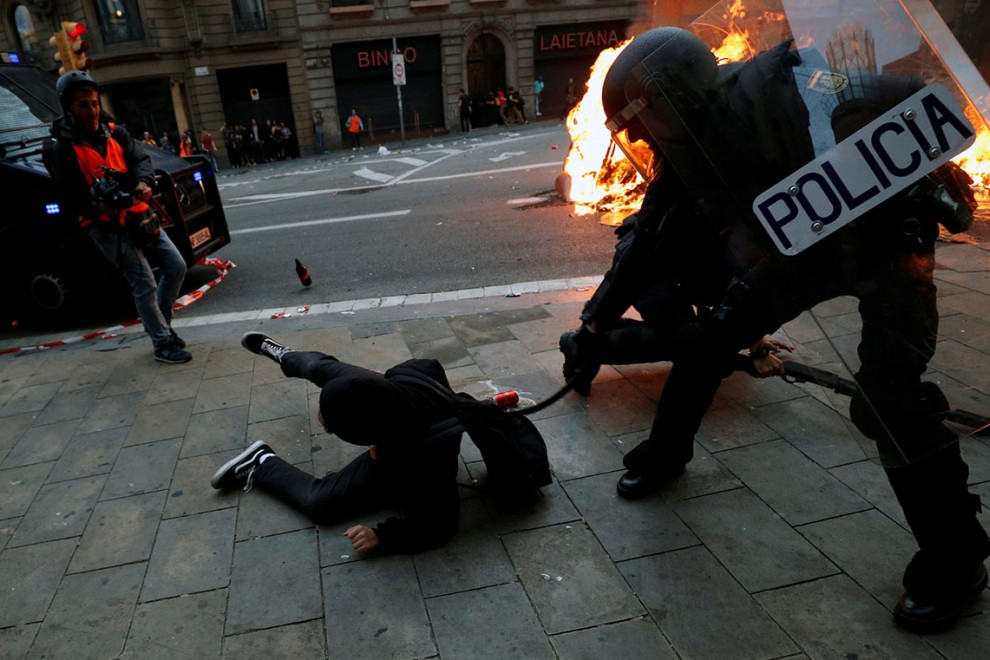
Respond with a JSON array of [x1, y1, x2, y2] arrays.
[[48, 22, 91, 74]]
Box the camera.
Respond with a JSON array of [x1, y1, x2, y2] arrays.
[[89, 166, 135, 211]]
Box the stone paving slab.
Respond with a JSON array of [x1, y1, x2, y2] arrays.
[[1, 274, 990, 658]]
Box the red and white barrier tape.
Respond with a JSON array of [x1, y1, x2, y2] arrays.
[[0, 256, 236, 357]]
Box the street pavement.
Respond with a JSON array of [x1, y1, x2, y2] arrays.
[[3, 181, 990, 656]]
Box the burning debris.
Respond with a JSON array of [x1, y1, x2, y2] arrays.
[[559, 40, 645, 225]]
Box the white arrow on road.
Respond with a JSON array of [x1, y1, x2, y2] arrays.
[[489, 151, 526, 163], [354, 167, 394, 183]]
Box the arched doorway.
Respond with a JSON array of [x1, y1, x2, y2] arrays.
[[467, 33, 505, 127]]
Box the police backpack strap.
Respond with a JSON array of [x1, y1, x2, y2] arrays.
[[389, 369, 552, 507]]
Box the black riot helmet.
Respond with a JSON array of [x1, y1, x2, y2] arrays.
[[56, 70, 99, 110], [603, 27, 717, 181]]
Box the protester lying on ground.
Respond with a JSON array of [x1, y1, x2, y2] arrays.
[[211, 332, 462, 554]]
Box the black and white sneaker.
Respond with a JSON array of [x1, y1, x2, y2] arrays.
[[241, 332, 292, 364], [211, 440, 275, 491]]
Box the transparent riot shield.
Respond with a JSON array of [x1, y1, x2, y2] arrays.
[[607, 0, 990, 468]]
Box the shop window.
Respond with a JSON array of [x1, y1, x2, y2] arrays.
[[93, 0, 145, 44], [11, 4, 40, 58], [232, 0, 267, 32]]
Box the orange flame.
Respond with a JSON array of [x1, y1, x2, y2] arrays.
[[955, 126, 990, 199], [561, 39, 645, 224]]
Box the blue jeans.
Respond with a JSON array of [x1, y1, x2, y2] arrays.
[[88, 223, 187, 348]]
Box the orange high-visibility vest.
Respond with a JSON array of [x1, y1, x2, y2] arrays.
[[72, 125, 149, 228], [348, 115, 361, 133]]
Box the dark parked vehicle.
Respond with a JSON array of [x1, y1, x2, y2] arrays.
[[0, 53, 230, 323]]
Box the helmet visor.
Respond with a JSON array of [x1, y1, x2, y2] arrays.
[[605, 97, 660, 182]]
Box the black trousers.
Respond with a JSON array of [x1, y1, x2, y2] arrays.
[[254, 453, 386, 525], [621, 232, 989, 593]]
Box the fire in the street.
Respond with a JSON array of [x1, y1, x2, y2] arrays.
[[560, 39, 645, 225], [956, 126, 990, 199]]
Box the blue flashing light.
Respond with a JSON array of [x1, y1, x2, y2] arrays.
[[9, 53, 19, 63], [45, 203, 60, 215], [193, 171, 203, 182]]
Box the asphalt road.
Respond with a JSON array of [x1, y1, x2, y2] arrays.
[[2, 121, 618, 336], [193, 122, 616, 316]]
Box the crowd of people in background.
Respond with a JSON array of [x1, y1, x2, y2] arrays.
[[132, 75, 570, 164], [461, 76, 569, 129], [218, 118, 299, 168]]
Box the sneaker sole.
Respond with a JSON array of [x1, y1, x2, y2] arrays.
[[211, 440, 269, 489], [155, 353, 192, 364], [241, 332, 268, 355]]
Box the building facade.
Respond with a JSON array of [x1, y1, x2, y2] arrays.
[[3, 1, 986, 160]]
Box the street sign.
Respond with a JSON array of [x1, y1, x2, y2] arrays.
[[392, 53, 406, 86]]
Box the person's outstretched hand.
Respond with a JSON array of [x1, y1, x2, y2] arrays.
[[749, 337, 796, 378], [344, 525, 379, 553]]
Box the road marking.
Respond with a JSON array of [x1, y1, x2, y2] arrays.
[[507, 196, 549, 206], [353, 167, 394, 183], [394, 157, 428, 166], [230, 209, 411, 235], [226, 161, 562, 208], [168, 275, 604, 330], [489, 151, 526, 162], [398, 161, 561, 184]]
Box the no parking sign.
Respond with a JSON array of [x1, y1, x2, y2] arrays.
[[392, 53, 406, 86]]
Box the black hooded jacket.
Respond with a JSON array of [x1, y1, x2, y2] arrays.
[[309, 357, 462, 553]]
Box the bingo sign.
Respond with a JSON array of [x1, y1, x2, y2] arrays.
[[392, 53, 406, 86]]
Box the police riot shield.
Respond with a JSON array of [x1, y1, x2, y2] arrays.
[[608, 0, 990, 467]]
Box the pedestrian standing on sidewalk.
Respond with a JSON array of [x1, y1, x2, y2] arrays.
[[346, 109, 364, 150], [458, 89, 472, 133], [200, 128, 219, 171], [313, 110, 326, 154], [534, 75, 544, 117], [46, 71, 191, 364], [212, 333, 463, 554]]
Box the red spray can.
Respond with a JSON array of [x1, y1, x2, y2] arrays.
[[492, 390, 520, 408]]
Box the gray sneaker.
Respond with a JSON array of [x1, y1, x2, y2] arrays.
[[211, 440, 276, 491], [154, 341, 192, 364], [241, 332, 292, 363]]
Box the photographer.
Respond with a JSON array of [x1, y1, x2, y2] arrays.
[[46, 71, 191, 364]]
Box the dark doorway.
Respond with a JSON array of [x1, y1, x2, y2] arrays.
[[467, 33, 506, 127], [104, 78, 174, 142], [216, 63, 295, 137]]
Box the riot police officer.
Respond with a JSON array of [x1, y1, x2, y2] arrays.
[[563, 26, 989, 632]]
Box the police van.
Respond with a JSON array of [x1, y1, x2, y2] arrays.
[[0, 52, 230, 323]]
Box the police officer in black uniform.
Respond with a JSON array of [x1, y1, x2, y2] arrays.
[[562, 26, 989, 632]]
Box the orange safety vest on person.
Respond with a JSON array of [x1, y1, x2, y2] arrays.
[[72, 123, 149, 229], [348, 115, 361, 133]]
